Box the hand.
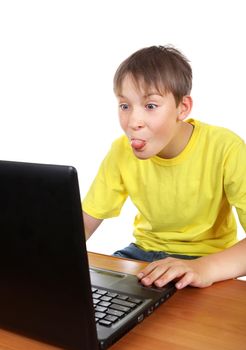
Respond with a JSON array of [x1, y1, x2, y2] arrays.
[[137, 257, 213, 289]]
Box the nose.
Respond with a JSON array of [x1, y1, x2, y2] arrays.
[[128, 110, 145, 130]]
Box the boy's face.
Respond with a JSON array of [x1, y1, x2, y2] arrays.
[[116, 74, 192, 159]]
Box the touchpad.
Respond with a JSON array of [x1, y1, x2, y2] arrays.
[[89, 267, 126, 288]]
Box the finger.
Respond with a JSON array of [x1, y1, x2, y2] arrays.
[[153, 265, 189, 287], [174, 271, 194, 289], [137, 260, 164, 280], [137, 257, 177, 280], [140, 264, 170, 286]]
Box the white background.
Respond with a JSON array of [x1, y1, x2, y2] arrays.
[[0, 0, 245, 255]]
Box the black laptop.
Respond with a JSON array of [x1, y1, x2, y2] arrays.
[[0, 160, 176, 350]]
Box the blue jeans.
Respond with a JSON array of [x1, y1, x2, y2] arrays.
[[113, 243, 199, 262]]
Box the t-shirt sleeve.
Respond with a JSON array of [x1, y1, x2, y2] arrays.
[[224, 139, 246, 232], [82, 140, 128, 219]]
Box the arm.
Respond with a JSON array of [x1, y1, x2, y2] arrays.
[[83, 211, 103, 240], [137, 237, 246, 289], [138, 135, 246, 289]]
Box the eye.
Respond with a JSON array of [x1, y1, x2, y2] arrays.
[[119, 103, 129, 111], [146, 103, 158, 110]]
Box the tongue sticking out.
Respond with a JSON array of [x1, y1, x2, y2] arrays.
[[131, 139, 146, 150]]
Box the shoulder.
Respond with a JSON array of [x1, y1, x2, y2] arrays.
[[109, 135, 133, 158], [194, 119, 244, 151], [102, 135, 133, 166], [197, 120, 243, 140], [111, 134, 130, 149]]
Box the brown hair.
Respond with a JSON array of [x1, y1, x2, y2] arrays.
[[113, 45, 192, 105]]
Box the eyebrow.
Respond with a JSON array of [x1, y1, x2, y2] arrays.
[[116, 93, 163, 99], [144, 93, 163, 98]]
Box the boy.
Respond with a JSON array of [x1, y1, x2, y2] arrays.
[[83, 45, 246, 290]]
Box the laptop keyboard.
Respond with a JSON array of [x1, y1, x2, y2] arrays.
[[92, 287, 143, 327]]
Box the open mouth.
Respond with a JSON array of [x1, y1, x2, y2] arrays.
[[130, 139, 146, 151]]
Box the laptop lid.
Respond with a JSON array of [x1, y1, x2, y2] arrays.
[[0, 160, 176, 350], [0, 160, 99, 350]]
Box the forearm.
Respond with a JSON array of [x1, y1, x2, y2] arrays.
[[199, 237, 246, 283], [82, 211, 103, 240], [137, 237, 246, 289]]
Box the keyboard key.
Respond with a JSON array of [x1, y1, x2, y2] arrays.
[[106, 292, 118, 298], [110, 304, 130, 313], [93, 293, 102, 299], [95, 306, 107, 313], [106, 308, 125, 318], [105, 315, 119, 323], [99, 301, 111, 307], [111, 298, 137, 309], [128, 297, 142, 305], [95, 312, 106, 319], [100, 296, 112, 302], [99, 319, 112, 327], [117, 294, 128, 300], [97, 289, 107, 295]]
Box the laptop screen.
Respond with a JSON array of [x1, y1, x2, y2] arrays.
[[0, 161, 99, 350]]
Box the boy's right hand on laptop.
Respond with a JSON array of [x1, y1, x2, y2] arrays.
[[137, 257, 213, 290]]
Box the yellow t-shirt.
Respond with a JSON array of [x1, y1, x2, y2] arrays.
[[83, 119, 246, 256]]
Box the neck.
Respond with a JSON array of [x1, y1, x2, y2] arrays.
[[158, 121, 194, 159]]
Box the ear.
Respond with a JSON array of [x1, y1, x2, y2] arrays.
[[177, 96, 193, 121]]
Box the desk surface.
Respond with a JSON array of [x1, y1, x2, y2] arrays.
[[0, 252, 246, 350]]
